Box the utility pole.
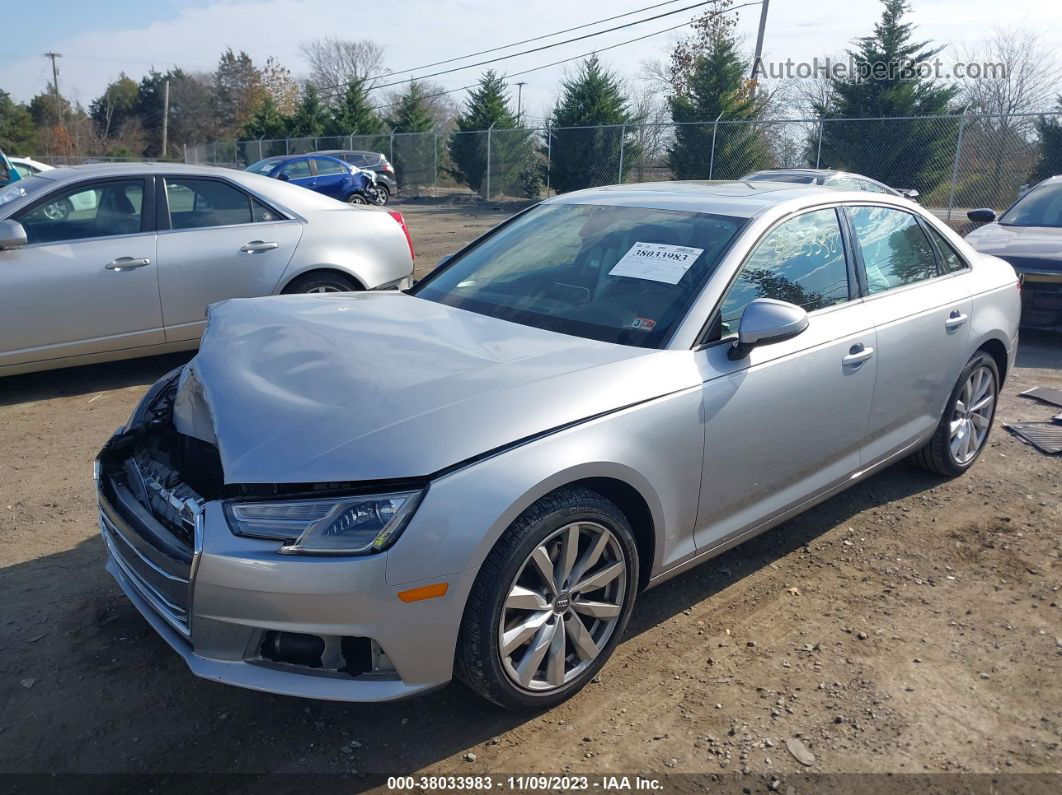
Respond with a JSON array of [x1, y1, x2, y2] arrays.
[[515, 81, 527, 126], [161, 79, 170, 160], [749, 0, 770, 88], [43, 52, 63, 126]]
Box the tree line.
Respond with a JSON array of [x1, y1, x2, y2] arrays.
[[1, 1, 1059, 203]]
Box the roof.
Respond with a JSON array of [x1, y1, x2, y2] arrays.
[[546, 180, 858, 218]]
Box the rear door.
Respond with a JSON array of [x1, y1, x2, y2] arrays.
[[279, 158, 314, 191], [0, 176, 162, 368], [845, 205, 973, 464], [154, 176, 302, 343], [694, 206, 877, 551]]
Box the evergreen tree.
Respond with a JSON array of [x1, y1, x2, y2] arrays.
[[448, 71, 530, 197], [1029, 98, 1062, 184], [0, 90, 37, 154], [327, 78, 383, 136], [668, 2, 770, 179], [548, 56, 638, 193], [812, 0, 959, 192], [89, 73, 140, 139], [288, 85, 329, 137], [213, 49, 266, 134], [242, 96, 290, 139], [386, 82, 438, 190], [135, 68, 186, 156]]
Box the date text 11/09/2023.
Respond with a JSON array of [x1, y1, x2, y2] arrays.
[[385, 775, 664, 791]]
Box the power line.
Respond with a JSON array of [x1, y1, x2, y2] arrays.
[[368, 1, 762, 113], [323, 0, 746, 98], [380, 0, 691, 77]]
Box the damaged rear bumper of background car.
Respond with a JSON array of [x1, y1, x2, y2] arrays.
[[94, 374, 479, 702]]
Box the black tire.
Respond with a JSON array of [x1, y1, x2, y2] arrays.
[[910, 350, 999, 477], [455, 486, 639, 710], [281, 271, 361, 294], [345, 192, 368, 205]]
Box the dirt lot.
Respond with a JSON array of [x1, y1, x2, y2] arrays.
[[1, 203, 1060, 790]]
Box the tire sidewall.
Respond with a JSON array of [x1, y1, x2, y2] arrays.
[[941, 352, 999, 473], [465, 494, 639, 709]]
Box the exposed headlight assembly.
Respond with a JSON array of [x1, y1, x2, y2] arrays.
[[225, 490, 423, 555]]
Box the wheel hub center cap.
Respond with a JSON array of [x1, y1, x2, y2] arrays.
[[553, 593, 571, 614]]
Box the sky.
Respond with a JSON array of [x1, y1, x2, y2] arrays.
[[2, 0, 1059, 125]]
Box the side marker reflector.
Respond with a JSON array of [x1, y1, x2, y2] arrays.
[[397, 583, 449, 602]]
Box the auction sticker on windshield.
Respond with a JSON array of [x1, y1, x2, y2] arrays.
[[608, 242, 705, 285]]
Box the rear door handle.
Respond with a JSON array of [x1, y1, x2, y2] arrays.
[[842, 343, 875, 367], [945, 311, 968, 330], [240, 241, 278, 253], [105, 257, 151, 271]]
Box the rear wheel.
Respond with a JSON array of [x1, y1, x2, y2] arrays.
[[281, 271, 360, 294], [911, 351, 999, 477], [456, 487, 638, 710], [372, 184, 390, 206]]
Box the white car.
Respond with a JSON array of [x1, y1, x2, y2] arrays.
[[9, 158, 98, 218], [9, 156, 53, 178]]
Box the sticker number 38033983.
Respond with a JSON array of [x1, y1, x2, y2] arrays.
[[608, 242, 705, 285]]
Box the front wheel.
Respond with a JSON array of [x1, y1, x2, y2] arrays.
[[345, 192, 368, 205], [456, 487, 638, 710], [911, 351, 999, 477]]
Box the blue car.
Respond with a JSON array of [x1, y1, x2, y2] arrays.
[[246, 154, 376, 203]]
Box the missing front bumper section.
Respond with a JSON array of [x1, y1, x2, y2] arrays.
[[259, 631, 397, 678]]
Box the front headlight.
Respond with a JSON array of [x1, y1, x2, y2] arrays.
[[225, 490, 423, 555]]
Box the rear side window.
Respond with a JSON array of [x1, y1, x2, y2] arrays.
[[313, 158, 347, 176], [924, 225, 967, 273], [166, 178, 254, 229], [720, 208, 850, 333], [280, 159, 311, 179], [849, 206, 938, 293], [16, 179, 145, 244]]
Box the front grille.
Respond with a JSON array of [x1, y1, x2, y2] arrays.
[[99, 470, 201, 638]]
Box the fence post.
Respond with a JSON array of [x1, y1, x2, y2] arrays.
[[433, 132, 438, 198], [485, 123, 496, 201], [617, 123, 626, 184], [708, 113, 723, 180], [285, 138, 290, 156], [815, 117, 824, 168], [390, 130, 396, 165], [945, 108, 971, 223], [545, 123, 552, 195]]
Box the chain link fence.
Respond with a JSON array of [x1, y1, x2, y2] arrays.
[[175, 112, 1062, 226]]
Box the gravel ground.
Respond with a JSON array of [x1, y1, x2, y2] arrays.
[[0, 203, 1059, 790]]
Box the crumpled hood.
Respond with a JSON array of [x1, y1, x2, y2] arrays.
[[965, 223, 1062, 270], [175, 293, 700, 484]]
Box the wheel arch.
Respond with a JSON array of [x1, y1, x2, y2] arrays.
[[279, 266, 366, 293], [976, 336, 1009, 385]]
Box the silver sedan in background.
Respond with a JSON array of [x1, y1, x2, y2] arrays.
[[0, 164, 415, 375], [97, 181, 1019, 710]]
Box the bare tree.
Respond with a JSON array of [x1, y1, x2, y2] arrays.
[[627, 79, 671, 181], [959, 27, 1060, 119], [300, 38, 387, 99]]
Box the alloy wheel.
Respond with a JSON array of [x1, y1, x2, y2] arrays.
[[949, 364, 996, 464], [307, 285, 343, 293], [498, 521, 626, 692]]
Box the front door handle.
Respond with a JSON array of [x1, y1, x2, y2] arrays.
[[945, 310, 969, 330], [105, 257, 151, 271], [842, 343, 875, 367], [240, 241, 278, 253]]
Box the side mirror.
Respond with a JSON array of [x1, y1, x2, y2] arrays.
[[728, 298, 809, 360], [967, 208, 996, 223], [277, 173, 290, 182], [0, 219, 27, 250], [900, 188, 920, 201]]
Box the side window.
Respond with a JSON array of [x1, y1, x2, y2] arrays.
[[925, 224, 968, 273], [280, 159, 311, 179], [861, 180, 887, 194], [166, 178, 253, 229], [826, 176, 861, 189], [719, 208, 850, 334], [314, 158, 347, 176], [13, 163, 34, 178], [849, 206, 938, 293], [16, 179, 144, 244], [251, 198, 280, 223]]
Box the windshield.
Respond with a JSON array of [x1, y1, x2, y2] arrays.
[[0, 174, 51, 209], [414, 203, 745, 348], [246, 158, 282, 175], [999, 181, 1062, 227]]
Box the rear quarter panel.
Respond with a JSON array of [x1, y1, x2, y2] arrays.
[[277, 206, 414, 291]]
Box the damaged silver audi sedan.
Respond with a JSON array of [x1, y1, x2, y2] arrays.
[[96, 181, 1020, 709]]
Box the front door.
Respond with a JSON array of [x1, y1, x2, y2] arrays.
[[0, 177, 163, 370], [155, 176, 302, 342], [695, 207, 877, 551], [310, 157, 350, 200]]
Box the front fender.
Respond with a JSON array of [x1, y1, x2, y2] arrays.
[[384, 386, 704, 587]]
